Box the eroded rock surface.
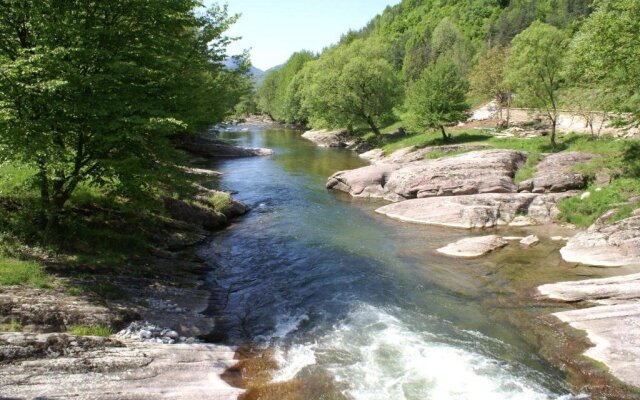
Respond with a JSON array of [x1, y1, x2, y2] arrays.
[[560, 216, 640, 267], [329, 149, 527, 202], [437, 235, 508, 258], [302, 129, 348, 147], [173, 134, 273, 158], [519, 152, 595, 193], [0, 333, 242, 400], [375, 192, 575, 229], [538, 274, 640, 390]]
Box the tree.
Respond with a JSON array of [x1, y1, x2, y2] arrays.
[[469, 45, 512, 123], [506, 21, 567, 149], [0, 0, 246, 232], [566, 0, 640, 121], [300, 39, 403, 136], [405, 57, 470, 141]]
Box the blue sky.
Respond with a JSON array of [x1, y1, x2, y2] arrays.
[[206, 0, 400, 71]]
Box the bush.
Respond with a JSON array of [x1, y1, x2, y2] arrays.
[[0, 257, 50, 288], [208, 192, 233, 214]]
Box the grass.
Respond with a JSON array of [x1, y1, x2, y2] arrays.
[[0, 162, 37, 197], [424, 149, 472, 160], [67, 324, 113, 337], [514, 152, 542, 183], [0, 257, 51, 288], [0, 319, 23, 332], [558, 178, 640, 227], [208, 191, 233, 214]]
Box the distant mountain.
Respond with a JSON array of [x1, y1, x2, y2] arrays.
[[223, 57, 268, 88]]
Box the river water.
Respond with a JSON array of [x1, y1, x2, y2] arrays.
[[201, 123, 589, 400]]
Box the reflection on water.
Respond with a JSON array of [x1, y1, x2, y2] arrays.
[[201, 124, 591, 399]]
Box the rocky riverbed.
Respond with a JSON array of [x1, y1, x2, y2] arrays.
[[303, 128, 640, 396]]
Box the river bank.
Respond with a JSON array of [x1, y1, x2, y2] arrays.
[[300, 128, 640, 398], [0, 129, 275, 399]]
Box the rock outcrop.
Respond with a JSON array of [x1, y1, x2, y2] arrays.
[[560, 216, 640, 267], [173, 134, 273, 158], [518, 152, 595, 193], [329, 149, 527, 202], [538, 274, 640, 390], [437, 235, 509, 258], [361, 144, 489, 165], [301, 129, 348, 147], [0, 333, 242, 400], [375, 192, 575, 229]]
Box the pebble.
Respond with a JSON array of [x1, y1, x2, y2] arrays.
[[116, 321, 201, 345]]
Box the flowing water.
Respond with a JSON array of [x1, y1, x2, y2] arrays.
[[200, 123, 595, 400]]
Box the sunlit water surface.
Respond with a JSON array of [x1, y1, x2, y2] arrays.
[[200, 124, 596, 400]]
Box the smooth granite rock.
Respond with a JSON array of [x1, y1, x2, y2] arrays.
[[519, 152, 596, 193], [437, 235, 509, 258], [302, 129, 348, 147]]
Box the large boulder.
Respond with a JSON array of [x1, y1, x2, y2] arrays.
[[560, 216, 640, 267], [437, 235, 509, 258], [164, 198, 228, 231], [326, 164, 401, 199], [301, 129, 348, 147], [375, 145, 489, 165], [375, 192, 575, 229], [519, 152, 596, 193], [173, 134, 272, 158], [383, 150, 527, 201], [328, 149, 527, 201]]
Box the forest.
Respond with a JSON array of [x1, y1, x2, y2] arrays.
[[255, 0, 639, 145]]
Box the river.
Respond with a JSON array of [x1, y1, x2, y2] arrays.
[[201, 123, 589, 400]]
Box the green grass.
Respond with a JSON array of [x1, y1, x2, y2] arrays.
[[514, 152, 542, 183], [67, 324, 113, 337], [208, 191, 233, 214], [0, 319, 23, 332], [558, 178, 640, 227], [0, 257, 51, 288], [424, 149, 472, 160], [0, 162, 37, 196]]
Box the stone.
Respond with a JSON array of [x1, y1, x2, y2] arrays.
[[373, 144, 488, 165], [164, 198, 228, 231], [437, 235, 509, 258], [359, 149, 384, 163], [560, 216, 640, 267], [550, 236, 567, 241], [375, 192, 575, 229], [526, 152, 596, 193], [329, 149, 527, 201], [301, 129, 348, 147], [520, 235, 540, 247], [580, 192, 591, 200], [172, 134, 272, 158], [509, 216, 538, 227], [538, 274, 640, 389]]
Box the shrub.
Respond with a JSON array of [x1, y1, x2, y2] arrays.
[[67, 325, 113, 337]]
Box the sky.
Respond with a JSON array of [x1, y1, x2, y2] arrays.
[[206, 0, 401, 71]]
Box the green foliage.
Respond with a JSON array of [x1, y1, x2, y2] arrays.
[[0, 1, 249, 233], [0, 257, 50, 288], [506, 21, 567, 147], [68, 325, 113, 337], [469, 45, 511, 110], [566, 0, 640, 118], [405, 57, 470, 139], [514, 152, 542, 183], [0, 319, 23, 332], [559, 179, 640, 227], [300, 39, 403, 135]]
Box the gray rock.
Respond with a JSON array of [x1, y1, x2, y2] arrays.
[[437, 235, 509, 258], [164, 198, 227, 231], [560, 216, 640, 267], [520, 235, 540, 247], [526, 152, 596, 193], [375, 192, 575, 229], [538, 274, 640, 389], [327, 163, 401, 199], [173, 134, 272, 158], [302, 129, 348, 147]]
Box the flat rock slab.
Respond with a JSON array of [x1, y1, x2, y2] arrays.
[[519, 152, 595, 193], [0, 333, 242, 400], [173, 134, 273, 158], [329, 149, 527, 202], [375, 192, 575, 229], [437, 235, 508, 258], [560, 216, 640, 267], [539, 274, 640, 390], [302, 129, 348, 147]]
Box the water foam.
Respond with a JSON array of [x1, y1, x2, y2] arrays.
[[271, 304, 574, 400]]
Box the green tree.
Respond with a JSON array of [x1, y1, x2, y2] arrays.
[[300, 39, 402, 136], [566, 0, 640, 120], [506, 21, 567, 148], [469, 45, 512, 121], [405, 57, 470, 141], [0, 0, 245, 232]]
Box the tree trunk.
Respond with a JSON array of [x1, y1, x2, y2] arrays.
[[367, 117, 381, 137], [440, 125, 450, 142], [506, 95, 512, 128], [550, 117, 557, 150]]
